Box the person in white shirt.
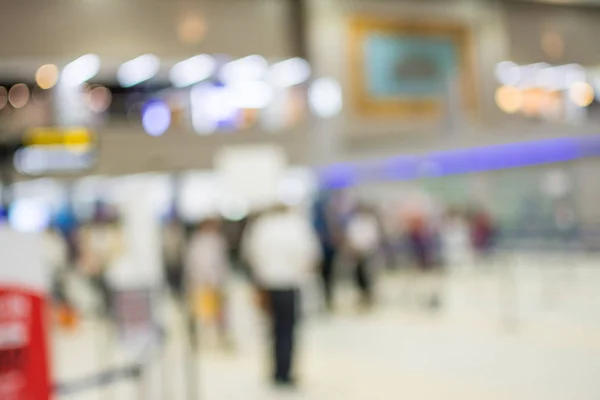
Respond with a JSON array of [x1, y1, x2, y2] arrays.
[[345, 204, 381, 308], [185, 218, 231, 345], [243, 204, 321, 387], [441, 208, 473, 268]]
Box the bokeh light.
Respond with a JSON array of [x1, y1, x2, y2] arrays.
[[170, 55, 216, 88], [142, 100, 171, 137], [495, 61, 521, 86], [35, 64, 60, 90], [190, 85, 238, 135], [87, 85, 112, 113], [269, 58, 311, 88], [569, 82, 594, 107], [8, 83, 30, 109], [220, 55, 268, 84], [8, 198, 51, 233], [309, 78, 342, 118], [230, 81, 273, 109], [61, 54, 101, 86], [495, 85, 523, 114], [542, 31, 565, 60], [117, 54, 160, 88], [177, 13, 207, 45]]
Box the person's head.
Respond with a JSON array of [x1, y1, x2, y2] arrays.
[[198, 217, 221, 233], [445, 206, 461, 220]]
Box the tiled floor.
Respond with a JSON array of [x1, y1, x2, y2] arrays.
[[53, 255, 600, 399]]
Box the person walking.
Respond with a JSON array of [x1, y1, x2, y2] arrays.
[[244, 205, 321, 388], [312, 192, 344, 311], [185, 218, 232, 348], [344, 203, 382, 309]]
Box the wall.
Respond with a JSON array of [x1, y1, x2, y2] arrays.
[[505, 1, 600, 65], [0, 0, 293, 60], [305, 0, 600, 165], [305, 0, 513, 164]]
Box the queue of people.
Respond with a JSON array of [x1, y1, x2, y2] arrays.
[[38, 190, 496, 391]]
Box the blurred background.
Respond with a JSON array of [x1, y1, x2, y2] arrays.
[[1, 0, 600, 398]]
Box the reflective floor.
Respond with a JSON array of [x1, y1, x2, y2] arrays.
[[53, 255, 600, 400]]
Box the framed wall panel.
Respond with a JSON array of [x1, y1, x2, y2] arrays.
[[348, 16, 477, 118]]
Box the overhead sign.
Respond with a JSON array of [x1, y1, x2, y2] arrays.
[[15, 127, 96, 176], [23, 127, 95, 148], [0, 228, 52, 400]]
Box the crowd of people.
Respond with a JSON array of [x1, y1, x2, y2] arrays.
[[38, 190, 497, 390]]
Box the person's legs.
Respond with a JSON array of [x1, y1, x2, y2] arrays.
[[269, 289, 298, 385], [354, 256, 372, 306], [320, 249, 336, 311]]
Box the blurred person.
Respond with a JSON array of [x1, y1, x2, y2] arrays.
[[406, 213, 434, 271], [344, 203, 382, 308], [441, 207, 473, 267], [185, 218, 232, 348], [469, 207, 496, 259], [244, 204, 321, 388], [54, 203, 79, 265], [77, 218, 124, 318], [43, 226, 69, 303], [404, 211, 444, 310], [43, 226, 78, 330], [312, 191, 344, 311], [162, 218, 187, 301]]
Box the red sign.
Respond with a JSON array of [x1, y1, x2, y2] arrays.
[[0, 287, 51, 400]]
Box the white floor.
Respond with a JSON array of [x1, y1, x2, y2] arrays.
[[53, 254, 600, 400]]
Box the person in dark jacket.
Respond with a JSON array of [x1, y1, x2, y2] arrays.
[[312, 191, 344, 311]]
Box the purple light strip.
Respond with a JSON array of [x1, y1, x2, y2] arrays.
[[318, 135, 600, 189]]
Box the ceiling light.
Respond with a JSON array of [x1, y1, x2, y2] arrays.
[[117, 54, 160, 87], [169, 55, 216, 88], [61, 54, 101, 86]]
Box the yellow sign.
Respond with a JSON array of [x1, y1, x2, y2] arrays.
[[23, 127, 95, 148]]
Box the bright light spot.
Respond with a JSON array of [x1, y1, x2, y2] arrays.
[[87, 85, 112, 113], [219, 55, 268, 84], [542, 31, 565, 60], [309, 78, 342, 118], [229, 81, 273, 109], [535, 67, 564, 91], [9, 199, 51, 233], [142, 100, 171, 136], [269, 58, 311, 88], [219, 197, 248, 221], [117, 54, 160, 87], [177, 14, 207, 45], [569, 82, 594, 107], [495, 85, 522, 114], [35, 64, 60, 90], [8, 84, 30, 109], [170, 55, 216, 88], [61, 54, 101, 86], [0, 87, 7, 110], [495, 61, 521, 86], [564, 64, 586, 86], [190, 85, 238, 134]]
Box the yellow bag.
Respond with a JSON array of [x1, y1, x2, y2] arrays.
[[55, 305, 79, 331], [193, 288, 220, 323]]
